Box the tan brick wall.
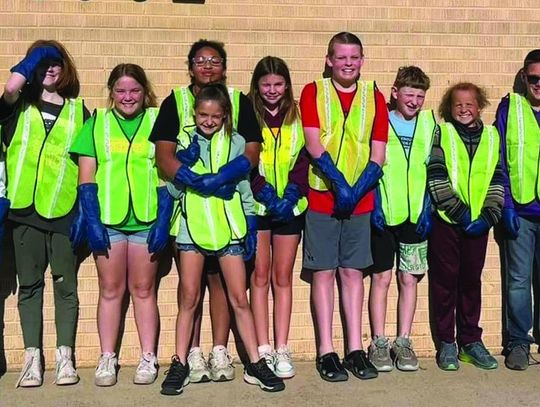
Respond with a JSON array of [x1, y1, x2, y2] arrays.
[[0, 0, 536, 370]]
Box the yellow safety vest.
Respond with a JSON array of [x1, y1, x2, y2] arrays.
[[254, 117, 307, 216], [169, 86, 241, 236], [93, 108, 159, 226], [6, 99, 84, 218], [380, 110, 436, 225], [506, 93, 540, 204], [182, 129, 247, 250], [437, 123, 500, 223], [308, 78, 375, 190]]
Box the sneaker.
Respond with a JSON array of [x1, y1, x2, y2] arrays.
[[258, 344, 276, 373], [187, 347, 210, 383], [160, 356, 190, 396], [316, 352, 348, 382], [208, 345, 235, 382], [343, 350, 378, 380], [16, 347, 42, 388], [55, 346, 79, 385], [133, 352, 158, 385], [392, 337, 419, 372], [275, 345, 295, 379], [437, 341, 459, 371], [244, 358, 285, 392], [368, 336, 393, 372], [459, 341, 498, 370], [505, 344, 531, 371], [95, 352, 118, 387]]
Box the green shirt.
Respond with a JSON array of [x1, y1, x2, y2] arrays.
[[70, 110, 150, 232]]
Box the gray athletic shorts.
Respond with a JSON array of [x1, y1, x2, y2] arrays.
[[303, 210, 373, 271]]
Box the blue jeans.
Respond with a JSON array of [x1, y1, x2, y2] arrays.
[[503, 216, 540, 348]]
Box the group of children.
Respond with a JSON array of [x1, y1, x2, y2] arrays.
[[1, 31, 539, 396]]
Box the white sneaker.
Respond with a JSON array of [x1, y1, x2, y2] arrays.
[[258, 344, 276, 372], [95, 352, 118, 387], [208, 345, 235, 382], [16, 347, 42, 388], [275, 345, 295, 378], [55, 346, 79, 385], [133, 352, 158, 385], [187, 347, 211, 383]]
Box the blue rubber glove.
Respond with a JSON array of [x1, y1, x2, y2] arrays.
[[352, 161, 383, 203], [254, 183, 281, 215], [78, 183, 110, 253], [10, 46, 62, 81], [370, 187, 385, 232], [176, 135, 200, 167], [213, 183, 236, 200], [147, 186, 174, 254], [273, 183, 302, 223], [502, 207, 520, 238], [464, 216, 490, 236], [313, 152, 355, 214], [174, 164, 202, 189], [192, 155, 251, 196], [69, 198, 86, 249], [0, 197, 10, 251], [243, 215, 257, 261], [454, 208, 471, 228], [415, 192, 433, 240]]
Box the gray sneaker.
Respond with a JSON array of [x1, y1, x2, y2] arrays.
[[392, 337, 419, 371], [368, 336, 393, 372], [505, 344, 530, 371], [437, 341, 459, 371]]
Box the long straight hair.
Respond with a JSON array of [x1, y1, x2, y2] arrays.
[[249, 56, 298, 126]]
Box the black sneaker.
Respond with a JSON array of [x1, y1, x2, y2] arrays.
[[244, 358, 285, 392], [316, 352, 348, 382], [160, 356, 190, 396], [343, 350, 378, 380]]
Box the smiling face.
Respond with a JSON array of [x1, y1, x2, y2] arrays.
[[195, 100, 225, 137], [111, 75, 145, 119], [36, 60, 63, 91], [451, 89, 480, 127], [189, 46, 226, 94], [524, 62, 540, 107], [258, 73, 287, 108], [326, 43, 364, 89], [392, 86, 426, 121]]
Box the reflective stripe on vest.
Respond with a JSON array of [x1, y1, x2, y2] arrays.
[[169, 86, 241, 236], [308, 78, 374, 190], [94, 108, 158, 226], [7, 99, 84, 218], [437, 123, 499, 223], [183, 129, 247, 250], [381, 110, 436, 225], [254, 117, 308, 216], [506, 93, 540, 204]]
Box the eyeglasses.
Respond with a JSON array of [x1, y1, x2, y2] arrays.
[[526, 75, 540, 84], [192, 56, 223, 67]]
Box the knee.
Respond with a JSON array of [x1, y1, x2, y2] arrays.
[[252, 268, 270, 289], [129, 280, 156, 301], [228, 291, 250, 311], [273, 269, 292, 289], [398, 273, 417, 290], [99, 281, 125, 302], [180, 288, 200, 312], [372, 272, 392, 290]]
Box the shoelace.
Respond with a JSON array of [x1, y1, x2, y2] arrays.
[[137, 355, 157, 375], [54, 354, 76, 383], [395, 341, 414, 359], [212, 350, 232, 369], [188, 351, 207, 370], [163, 358, 187, 383], [252, 360, 275, 379], [15, 351, 40, 388], [373, 339, 390, 358], [96, 354, 115, 377], [276, 349, 291, 363]]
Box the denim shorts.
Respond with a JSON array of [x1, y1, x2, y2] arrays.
[[106, 227, 150, 245], [177, 243, 244, 258]]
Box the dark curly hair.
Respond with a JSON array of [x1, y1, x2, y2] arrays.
[[438, 82, 489, 122]]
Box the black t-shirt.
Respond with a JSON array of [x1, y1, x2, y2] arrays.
[[149, 86, 263, 144], [0, 96, 90, 235]]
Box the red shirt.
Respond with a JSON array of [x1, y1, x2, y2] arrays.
[[299, 81, 388, 215]]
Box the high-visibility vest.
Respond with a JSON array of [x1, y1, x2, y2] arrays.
[[93, 108, 159, 226], [380, 110, 436, 225], [169, 86, 241, 236], [181, 129, 247, 250], [6, 99, 84, 218], [308, 78, 375, 190], [506, 93, 540, 204], [254, 117, 307, 216], [437, 123, 500, 223]]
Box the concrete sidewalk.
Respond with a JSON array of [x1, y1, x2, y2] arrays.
[[1, 358, 539, 407]]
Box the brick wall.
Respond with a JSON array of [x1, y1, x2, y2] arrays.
[[0, 0, 536, 370]]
